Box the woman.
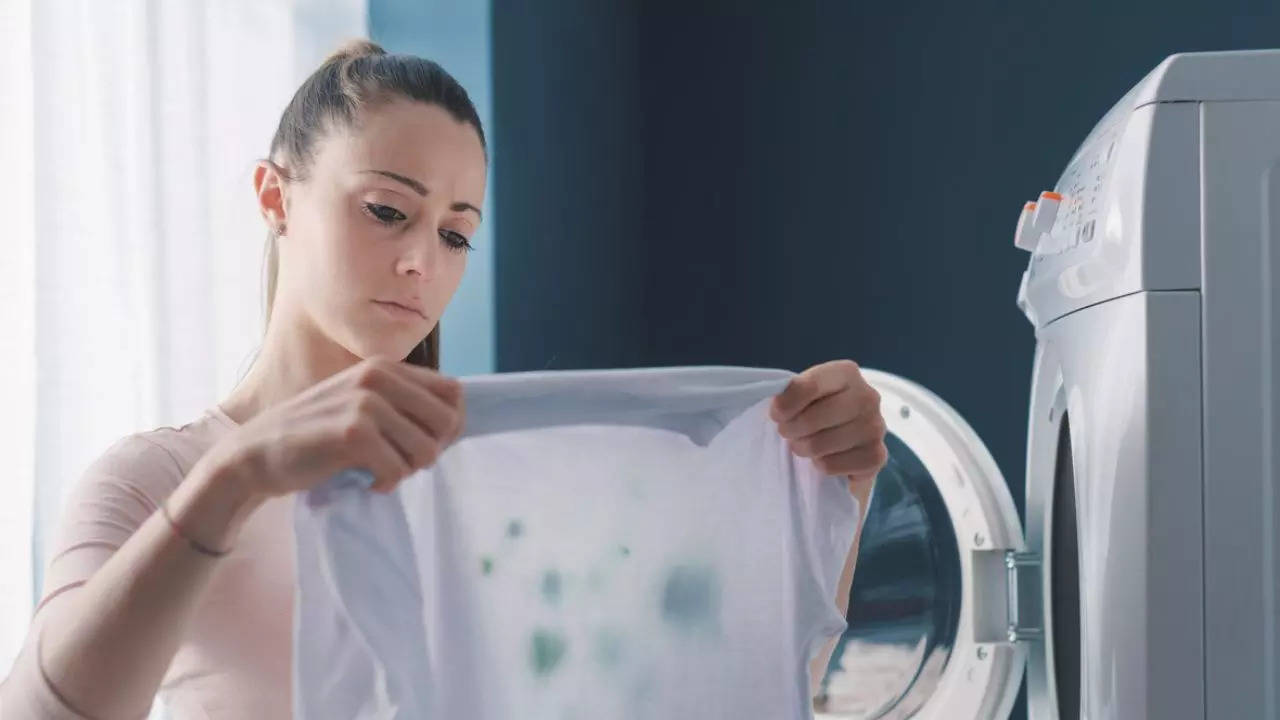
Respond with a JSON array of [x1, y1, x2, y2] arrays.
[[0, 40, 887, 719]]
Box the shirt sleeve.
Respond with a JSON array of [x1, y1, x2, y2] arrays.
[[0, 432, 185, 720], [293, 470, 433, 720]]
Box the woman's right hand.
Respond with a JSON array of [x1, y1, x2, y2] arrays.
[[209, 356, 465, 502]]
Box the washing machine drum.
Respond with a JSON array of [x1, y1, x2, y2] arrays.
[[813, 432, 963, 717], [814, 371, 1076, 720]]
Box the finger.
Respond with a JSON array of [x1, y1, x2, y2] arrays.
[[813, 441, 889, 478], [353, 361, 462, 441], [339, 415, 412, 492], [771, 360, 857, 423], [454, 382, 467, 440], [777, 386, 861, 439], [388, 364, 464, 440], [424, 371, 465, 442], [394, 359, 465, 399], [361, 391, 441, 473], [788, 420, 867, 459], [357, 356, 463, 401]]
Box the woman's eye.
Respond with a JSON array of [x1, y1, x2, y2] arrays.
[[440, 229, 474, 253], [362, 202, 406, 225]]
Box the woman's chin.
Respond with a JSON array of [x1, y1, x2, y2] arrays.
[[344, 334, 418, 363], [340, 314, 430, 362]]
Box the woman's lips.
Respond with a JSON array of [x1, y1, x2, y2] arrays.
[[372, 300, 426, 321]]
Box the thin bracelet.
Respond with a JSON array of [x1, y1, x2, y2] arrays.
[[160, 497, 231, 558]]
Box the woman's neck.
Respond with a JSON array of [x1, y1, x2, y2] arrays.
[[218, 306, 363, 426]]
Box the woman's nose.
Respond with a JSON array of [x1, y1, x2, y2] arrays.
[[398, 229, 440, 279]]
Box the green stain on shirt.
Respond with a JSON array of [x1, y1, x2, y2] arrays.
[[660, 563, 721, 632], [530, 628, 568, 676], [541, 569, 562, 605]]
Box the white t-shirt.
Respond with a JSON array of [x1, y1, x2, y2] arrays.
[[292, 366, 860, 720]]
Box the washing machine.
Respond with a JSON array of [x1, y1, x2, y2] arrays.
[[813, 49, 1280, 719]]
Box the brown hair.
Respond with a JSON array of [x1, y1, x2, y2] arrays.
[[261, 39, 487, 370]]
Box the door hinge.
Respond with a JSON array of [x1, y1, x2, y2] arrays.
[[973, 549, 1043, 644]]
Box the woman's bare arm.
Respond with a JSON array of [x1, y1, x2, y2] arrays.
[[1, 451, 263, 720], [809, 474, 875, 698]]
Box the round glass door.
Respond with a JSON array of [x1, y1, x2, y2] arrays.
[[813, 432, 963, 717], [814, 370, 1026, 720]]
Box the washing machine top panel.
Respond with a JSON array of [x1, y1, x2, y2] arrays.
[[815, 370, 1032, 720], [1127, 49, 1280, 106], [1009, 51, 1280, 328]]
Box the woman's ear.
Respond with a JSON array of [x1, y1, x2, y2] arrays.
[[254, 160, 289, 235]]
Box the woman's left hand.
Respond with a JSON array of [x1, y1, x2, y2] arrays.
[[770, 359, 888, 485]]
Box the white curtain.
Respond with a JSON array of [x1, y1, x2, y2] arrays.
[[0, 0, 367, 692]]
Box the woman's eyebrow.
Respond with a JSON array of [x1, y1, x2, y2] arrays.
[[360, 168, 483, 220], [361, 168, 427, 195]]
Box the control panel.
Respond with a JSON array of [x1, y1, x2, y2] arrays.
[[1014, 120, 1124, 260]]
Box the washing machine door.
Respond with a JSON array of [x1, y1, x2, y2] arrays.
[[813, 370, 1030, 720]]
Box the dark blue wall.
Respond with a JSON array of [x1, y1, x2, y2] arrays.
[[492, 4, 1280, 715], [493, 1, 647, 371], [494, 0, 1280, 503]]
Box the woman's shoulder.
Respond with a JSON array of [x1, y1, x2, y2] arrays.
[[38, 410, 236, 611], [81, 409, 232, 496]]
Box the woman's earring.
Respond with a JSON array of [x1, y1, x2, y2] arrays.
[[276, 223, 287, 237]]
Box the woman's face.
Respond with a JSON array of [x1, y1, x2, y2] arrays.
[[267, 98, 487, 362]]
